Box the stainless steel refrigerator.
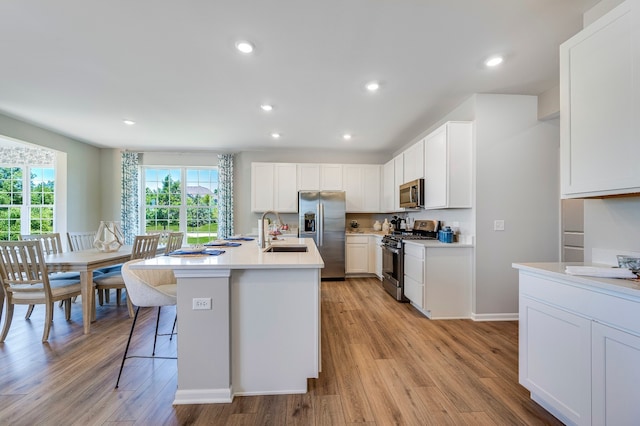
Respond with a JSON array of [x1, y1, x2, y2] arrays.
[[298, 191, 346, 280]]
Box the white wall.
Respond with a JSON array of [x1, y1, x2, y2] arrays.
[[0, 112, 103, 231], [584, 198, 640, 261]]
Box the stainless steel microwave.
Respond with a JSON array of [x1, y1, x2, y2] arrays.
[[399, 178, 424, 208]]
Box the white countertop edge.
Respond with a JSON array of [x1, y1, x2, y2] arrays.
[[131, 238, 324, 270], [513, 262, 640, 298], [403, 240, 474, 248]]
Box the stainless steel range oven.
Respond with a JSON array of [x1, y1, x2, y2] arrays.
[[380, 220, 439, 302]]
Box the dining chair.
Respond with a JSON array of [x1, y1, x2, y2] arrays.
[[20, 233, 79, 317], [0, 240, 81, 342], [66, 231, 96, 252], [93, 234, 161, 317], [116, 259, 177, 388], [164, 232, 184, 255]]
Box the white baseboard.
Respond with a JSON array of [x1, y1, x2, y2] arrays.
[[471, 312, 519, 321], [173, 388, 233, 405]]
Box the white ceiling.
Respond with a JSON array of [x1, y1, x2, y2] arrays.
[[0, 0, 598, 155]]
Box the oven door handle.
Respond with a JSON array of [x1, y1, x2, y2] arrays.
[[382, 245, 400, 254]]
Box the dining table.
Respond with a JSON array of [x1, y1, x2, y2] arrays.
[[44, 246, 134, 334]]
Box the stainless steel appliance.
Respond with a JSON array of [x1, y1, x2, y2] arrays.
[[399, 178, 424, 209], [298, 191, 346, 280], [381, 219, 439, 301]]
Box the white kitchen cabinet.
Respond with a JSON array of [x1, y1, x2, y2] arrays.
[[393, 154, 403, 211], [423, 247, 472, 319], [403, 243, 424, 309], [423, 122, 472, 209], [382, 159, 395, 212], [297, 164, 344, 191], [519, 295, 591, 426], [592, 322, 640, 426], [251, 163, 297, 213], [320, 164, 343, 190], [560, 0, 640, 198], [345, 235, 369, 274], [515, 265, 640, 425], [403, 139, 424, 183], [372, 235, 382, 279], [343, 164, 381, 212], [297, 164, 320, 190]]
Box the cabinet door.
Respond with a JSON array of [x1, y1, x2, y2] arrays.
[[592, 322, 640, 425], [274, 164, 298, 212], [382, 159, 395, 212], [393, 155, 403, 210], [519, 296, 591, 426], [298, 164, 320, 190], [560, 1, 640, 197], [251, 163, 274, 212], [346, 242, 368, 273], [403, 140, 424, 182], [343, 165, 364, 212], [424, 122, 472, 209], [373, 236, 382, 278], [424, 126, 447, 208], [403, 275, 423, 309], [320, 164, 343, 190], [362, 165, 381, 212]]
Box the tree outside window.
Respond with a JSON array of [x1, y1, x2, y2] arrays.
[[144, 167, 218, 244]]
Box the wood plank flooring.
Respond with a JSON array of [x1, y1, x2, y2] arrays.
[[0, 278, 562, 425]]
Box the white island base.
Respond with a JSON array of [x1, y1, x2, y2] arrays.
[[132, 238, 323, 405]]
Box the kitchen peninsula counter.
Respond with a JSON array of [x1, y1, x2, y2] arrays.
[[131, 238, 324, 405]]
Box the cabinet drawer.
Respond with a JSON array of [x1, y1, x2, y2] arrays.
[[346, 235, 369, 244], [404, 275, 424, 308], [404, 256, 423, 282], [404, 243, 424, 259]]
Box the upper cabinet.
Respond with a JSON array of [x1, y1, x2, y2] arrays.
[[423, 121, 473, 209], [343, 164, 381, 212], [560, 0, 640, 198], [251, 163, 298, 212], [382, 159, 395, 212], [393, 154, 404, 211], [297, 164, 343, 191], [403, 139, 424, 183]]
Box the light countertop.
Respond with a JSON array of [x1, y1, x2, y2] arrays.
[[403, 239, 474, 248], [131, 238, 324, 271], [513, 262, 640, 298]]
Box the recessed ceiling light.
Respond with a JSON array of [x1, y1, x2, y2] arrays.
[[260, 104, 273, 112], [343, 133, 352, 140], [484, 55, 504, 67], [366, 81, 380, 92], [271, 132, 281, 139], [123, 120, 135, 126], [235, 41, 254, 54]]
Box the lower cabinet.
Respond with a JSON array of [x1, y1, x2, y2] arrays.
[[402, 243, 471, 318], [372, 235, 382, 279], [345, 235, 369, 274], [518, 270, 640, 425]]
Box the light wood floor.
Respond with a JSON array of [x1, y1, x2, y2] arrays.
[[0, 278, 562, 425]]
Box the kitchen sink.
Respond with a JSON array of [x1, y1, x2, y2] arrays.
[[263, 244, 308, 252]]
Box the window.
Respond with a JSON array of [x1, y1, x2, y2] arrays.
[[0, 165, 55, 240], [142, 167, 218, 244]]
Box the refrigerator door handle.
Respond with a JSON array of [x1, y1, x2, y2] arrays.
[[318, 202, 324, 246]]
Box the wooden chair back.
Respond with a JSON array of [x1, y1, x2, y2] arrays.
[[0, 240, 51, 295], [165, 232, 184, 254], [130, 234, 161, 260], [19, 233, 64, 255], [67, 231, 97, 252]]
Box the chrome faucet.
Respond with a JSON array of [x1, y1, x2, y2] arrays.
[[259, 210, 283, 248]]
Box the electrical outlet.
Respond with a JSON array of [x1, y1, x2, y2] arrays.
[[192, 297, 212, 310], [494, 220, 505, 231]]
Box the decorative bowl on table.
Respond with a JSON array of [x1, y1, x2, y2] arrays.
[[617, 255, 640, 275]]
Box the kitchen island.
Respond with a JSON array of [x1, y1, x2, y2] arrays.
[[131, 238, 324, 405], [513, 262, 640, 425]]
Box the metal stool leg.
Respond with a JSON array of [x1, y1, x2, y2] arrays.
[[152, 306, 161, 356], [115, 306, 140, 389]]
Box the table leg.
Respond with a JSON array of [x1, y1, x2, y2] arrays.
[[80, 270, 94, 334]]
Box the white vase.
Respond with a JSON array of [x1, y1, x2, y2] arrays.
[[94, 221, 124, 252]]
